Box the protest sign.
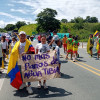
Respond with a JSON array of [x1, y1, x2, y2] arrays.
[[18, 51, 60, 82]]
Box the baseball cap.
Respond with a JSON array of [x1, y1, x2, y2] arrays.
[[19, 31, 26, 35]]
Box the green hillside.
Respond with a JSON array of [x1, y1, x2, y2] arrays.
[[19, 24, 37, 36], [19, 23, 100, 41]]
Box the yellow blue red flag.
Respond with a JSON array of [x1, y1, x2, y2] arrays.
[[7, 39, 35, 89]]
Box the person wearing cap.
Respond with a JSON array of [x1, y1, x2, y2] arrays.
[[49, 30, 60, 50], [7, 31, 35, 94]]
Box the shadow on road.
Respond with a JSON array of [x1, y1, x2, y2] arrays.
[[60, 73, 74, 79], [13, 86, 72, 98], [60, 60, 68, 63]]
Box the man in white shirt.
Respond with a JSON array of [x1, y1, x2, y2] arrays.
[[49, 30, 59, 50]]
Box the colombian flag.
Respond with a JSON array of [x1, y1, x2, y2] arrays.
[[93, 31, 99, 37], [7, 39, 35, 89]]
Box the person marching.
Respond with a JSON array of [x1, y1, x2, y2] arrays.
[[66, 34, 73, 60], [55, 40, 61, 72], [11, 37, 17, 51], [49, 30, 59, 50], [72, 36, 79, 62], [36, 35, 50, 89], [62, 35, 67, 53], [1, 36, 8, 62], [96, 33, 100, 60], [7, 31, 35, 94], [89, 34, 94, 57]]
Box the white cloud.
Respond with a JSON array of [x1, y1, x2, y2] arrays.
[[10, 9, 27, 14], [8, 4, 15, 7], [13, 0, 100, 21], [0, 20, 16, 28], [0, 12, 33, 22]]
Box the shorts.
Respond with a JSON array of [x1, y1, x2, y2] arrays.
[[3, 49, 6, 53], [67, 49, 73, 53], [63, 44, 67, 49], [98, 50, 100, 54], [89, 47, 93, 51], [73, 51, 78, 54]]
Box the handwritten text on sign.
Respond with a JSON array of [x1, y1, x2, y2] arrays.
[[19, 51, 60, 82]]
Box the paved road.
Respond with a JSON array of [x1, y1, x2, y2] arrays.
[[0, 40, 100, 100]]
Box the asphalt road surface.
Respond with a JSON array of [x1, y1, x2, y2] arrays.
[[0, 40, 100, 100]]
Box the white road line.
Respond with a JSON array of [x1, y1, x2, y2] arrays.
[[0, 59, 8, 91], [0, 69, 7, 91]]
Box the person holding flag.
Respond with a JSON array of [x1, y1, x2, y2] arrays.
[[7, 31, 35, 94]]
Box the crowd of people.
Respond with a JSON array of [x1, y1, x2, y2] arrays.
[[0, 30, 100, 94]]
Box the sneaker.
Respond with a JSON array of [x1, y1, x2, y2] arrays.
[[43, 83, 48, 89], [96, 58, 99, 60], [26, 86, 33, 94], [38, 82, 42, 88], [19, 83, 26, 89]]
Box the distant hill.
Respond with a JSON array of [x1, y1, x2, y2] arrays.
[[19, 24, 37, 36], [19, 23, 100, 42]]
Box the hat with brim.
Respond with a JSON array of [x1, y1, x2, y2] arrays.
[[19, 31, 26, 35]]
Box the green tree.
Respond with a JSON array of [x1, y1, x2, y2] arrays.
[[16, 21, 27, 29], [0, 28, 6, 32], [85, 16, 91, 23], [61, 19, 68, 23], [5, 24, 16, 31], [36, 8, 61, 32], [85, 16, 98, 23], [90, 17, 98, 23], [74, 17, 84, 23], [60, 24, 68, 33]]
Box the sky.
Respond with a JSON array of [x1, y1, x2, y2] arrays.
[[0, 0, 100, 28]]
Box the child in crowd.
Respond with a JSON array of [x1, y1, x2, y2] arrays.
[[66, 34, 73, 60], [36, 35, 50, 89], [72, 37, 79, 62], [11, 37, 17, 50], [96, 33, 100, 60], [55, 40, 61, 72], [89, 34, 94, 57], [62, 35, 67, 53]]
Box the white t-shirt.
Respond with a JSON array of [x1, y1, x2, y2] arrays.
[[1, 41, 8, 49], [19, 42, 26, 54], [36, 43, 50, 54], [52, 35, 59, 47]]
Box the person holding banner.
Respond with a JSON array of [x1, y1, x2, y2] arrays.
[[7, 31, 35, 94], [36, 34, 50, 89]]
